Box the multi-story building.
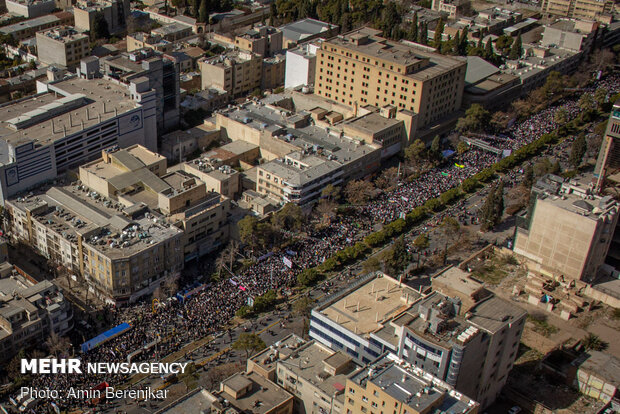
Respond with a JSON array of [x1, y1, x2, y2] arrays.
[[212, 25, 283, 57], [212, 372, 294, 414], [100, 48, 181, 132], [0, 263, 73, 362], [279, 18, 337, 48], [344, 354, 480, 414], [5, 0, 55, 18], [262, 54, 286, 91], [310, 271, 527, 408], [514, 174, 619, 282], [0, 72, 159, 203], [199, 51, 263, 98], [36, 26, 90, 69], [0, 12, 74, 42], [594, 99, 620, 192], [74, 0, 130, 34], [181, 162, 240, 200], [431, 0, 470, 19], [151, 22, 193, 42], [541, 0, 614, 22], [284, 40, 322, 89], [314, 28, 467, 134], [78, 145, 231, 260], [126, 32, 173, 53], [540, 19, 599, 52]]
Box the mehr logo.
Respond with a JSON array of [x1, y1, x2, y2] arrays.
[[21, 359, 82, 374]]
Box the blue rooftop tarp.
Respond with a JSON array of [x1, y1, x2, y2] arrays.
[[81, 323, 131, 353]]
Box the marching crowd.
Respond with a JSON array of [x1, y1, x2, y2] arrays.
[[25, 74, 620, 408]]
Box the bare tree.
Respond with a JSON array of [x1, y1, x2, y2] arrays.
[[45, 332, 72, 357], [314, 199, 337, 227]]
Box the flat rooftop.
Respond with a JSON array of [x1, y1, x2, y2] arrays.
[[249, 334, 306, 373], [467, 295, 527, 334], [342, 111, 403, 136], [0, 14, 59, 35], [315, 273, 421, 337], [218, 372, 291, 414], [157, 389, 215, 413], [0, 77, 137, 148], [279, 18, 336, 42]]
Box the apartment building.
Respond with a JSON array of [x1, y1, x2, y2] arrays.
[[126, 32, 173, 53], [0, 12, 74, 41], [540, 19, 599, 52], [213, 372, 294, 414], [199, 51, 263, 98], [314, 28, 467, 133], [151, 22, 193, 42], [36, 26, 90, 69], [431, 0, 470, 19], [284, 40, 322, 89], [594, 100, 620, 192], [344, 354, 480, 414], [74, 0, 130, 34], [0, 266, 73, 362], [212, 25, 283, 57], [99, 49, 181, 132], [514, 174, 619, 282], [181, 162, 240, 200], [78, 145, 231, 260], [262, 54, 286, 91], [0, 72, 158, 203], [5, 0, 55, 18], [541, 0, 614, 22], [310, 271, 527, 408]]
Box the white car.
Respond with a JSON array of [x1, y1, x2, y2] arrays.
[[508, 406, 522, 414]]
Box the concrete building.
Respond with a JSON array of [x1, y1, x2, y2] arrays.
[[0, 74, 159, 203], [36, 27, 90, 69], [540, 0, 614, 22], [151, 22, 193, 42], [345, 353, 480, 414], [463, 56, 522, 109], [540, 19, 599, 52], [514, 174, 619, 282], [213, 372, 294, 414], [181, 162, 240, 200], [314, 28, 467, 134], [0, 12, 74, 41], [593, 100, 620, 193], [159, 124, 221, 162], [284, 40, 322, 89], [0, 264, 73, 362], [261, 54, 286, 91], [212, 24, 283, 57], [74, 0, 130, 35], [99, 48, 181, 132], [126, 32, 173, 53], [5, 0, 55, 18], [431, 0, 470, 19], [279, 18, 337, 48], [310, 271, 527, 408], [199, 50, 263, 98]]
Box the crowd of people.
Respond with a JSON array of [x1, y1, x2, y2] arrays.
[[25, 73, 620, 409]]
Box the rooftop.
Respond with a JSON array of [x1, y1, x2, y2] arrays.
[[151, 22, 191, 36], [200, 49, 258, 67], [350, 354, 479, 413], [156, 388, 216, 413], [315, 273, 421, 337], [501, 46, 578, 80], [279, 18, 336, 42], [342, 111, 403, 136], [217, 372, 292, 414], [37, 26, 87, 43], [249, 334, 307, 373], [0, 76, 137, 149], [464, 56, 500, 85], [0, 14, 59, 35]]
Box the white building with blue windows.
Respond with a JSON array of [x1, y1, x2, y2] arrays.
[[0, 64, 159, 204], [309, 270, 527, 409]]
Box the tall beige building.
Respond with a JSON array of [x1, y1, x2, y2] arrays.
[[74, 0, 130, 34], [540, 0, 614, 22], [199, 51, 263, 98], [514, 174, 619, 282], [314, 27, 467, 134], [36, 26, 89, 69]]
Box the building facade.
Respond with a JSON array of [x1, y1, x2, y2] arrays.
[[36, 26, 90, 69], [74, 0, 130, 34], [594, 100, 620, 192], [540, 0, 614, 22], [284, 41, 322, 89], [199, 51, 263, 98], [5, 0, 55, 18]]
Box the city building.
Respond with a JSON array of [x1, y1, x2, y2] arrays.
[[180, 162, 240, 200], [0, 261, 73, 362], [126, 32, 173, 53], [310, 271, 527, 408], [159, 123, 221, 162], [212, 372, 294, 414], [540, 0, 614, 23], [593, 99, 620, 193], [457, 7, 523, 36], [156, 388, 218, 413], [284, 40, 322, 89], [261, 54, 286, 90], [212, 24, 283, 57], [0, 73, 159, 203], [279, 18, 338, 48], [36, 26, 90, 69], [431, 0, 470, 19], [77, 145, 231, 260], [463, 56, 522, 109], [151, 22, 193, 42], [5, 0, 55, 18], [99, 48, 181, 132], [514, 174, 619, 282], [314, 28, 467, 135], [199, 50, 263, 98], [540, 19, 599, 52], [74, 0, 130, 35], [344, 353, 480, 414], [0, 12, 74, 41]]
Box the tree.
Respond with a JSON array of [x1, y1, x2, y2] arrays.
[[593, 87, 608, 111], [375, 167, 399, 189], [429, 135, 441, 161], [408, 12, 418, 42], [456, 104, 491, 133], [405, 139, 426, 167], [232, 333, 266, 358], [456, 141, 469, 155], [479, 182, 504, 231], [45, 332, 72, 357], [569, 133, 587, 168], [91, 12, 110, 40], [297, 268, 323, 286], [198, 0, 209, 23], [582, 333, 608, 351], [178, 363, 200, 391], [292, 296, 315, 318], [522, 164, 534, 189], [344, 180, 374, 205], [362, 256, 381, 273], [418, 22, 428, 45], [315, 199, 337, 226], [321, 184, 340, 202], [380, 235, 409, 275], [252, 289, 277, 313], [272, 203, 304, 232], [484, 38, 494, 59], [579, 93, 595, 113], [509, 34, 522, 60], [440, 216, 460, 263], [412, 233, 430, 268], [380, 1, 400, 38], [554, 108, 569, 125], [434, 17, 444, 48], [238, 215, 258, 251], [269, 1, 277, 25]]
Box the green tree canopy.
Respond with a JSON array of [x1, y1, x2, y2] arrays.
[[232, 333, 266, 358]]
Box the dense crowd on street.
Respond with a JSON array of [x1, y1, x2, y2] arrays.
[[25, 73, 620, 408]]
